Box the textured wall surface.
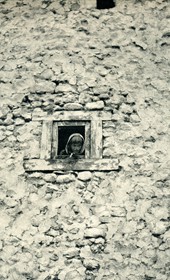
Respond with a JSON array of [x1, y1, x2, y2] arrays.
[[0, 0, 170, 279]]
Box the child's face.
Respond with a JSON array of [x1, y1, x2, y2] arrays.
[[70, 136, 83, 154], [70, 142, 82, 154]]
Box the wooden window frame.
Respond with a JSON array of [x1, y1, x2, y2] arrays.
[[24, 111, 119, 171]]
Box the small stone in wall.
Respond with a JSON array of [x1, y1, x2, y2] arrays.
[[130, 114, 140, 123], [78, 171, 92, 181], [0, 131, 6, 141], [63, 248, 80, 259], [64, 103, 83, 110], [84, 228, 106, 238], [40, 69, 54, 80], [85, 101, 104, 110], [56, 174, 75, 183], [22, 112, 32, 121], [120, 103, 133, 115], [111, 206, 126, 217], [86, 215, 100, 228], [56, 84, 76, 93], [126, 94, 135, 104], [151, 221, 169, 235], [83, 259, 100, 270], [31, 80, 56, 93], [44, 173, 57, 183], [0, 212, 11, 230], [64, 270, 82, 280]]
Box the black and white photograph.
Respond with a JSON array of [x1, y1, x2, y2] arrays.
[[0, 0, 169, 279]]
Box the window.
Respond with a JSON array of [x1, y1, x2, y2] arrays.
[[24, 111, 119, 171], [97, 0, 115, 9], [52, 121, 90, 159], [58, 125, 85, 156]]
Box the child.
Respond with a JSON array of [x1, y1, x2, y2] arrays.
[[59, 133, 85, 159]]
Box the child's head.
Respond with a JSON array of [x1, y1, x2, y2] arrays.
[[66, 133, 84, 155]]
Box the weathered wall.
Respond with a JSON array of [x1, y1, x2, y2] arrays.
[[0, 0, 170, 279]]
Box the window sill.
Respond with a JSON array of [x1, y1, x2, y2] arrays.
[[24, 158, 119, 171]]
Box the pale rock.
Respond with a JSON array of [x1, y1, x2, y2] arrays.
[[63, 248, 80, 259], [40, 69, 54, 80], [80, 245, 92, 259], [94, 237, 105, 244], [112, 252, 123, 263], [28, 172, 43, 179], [130, 114, 140, 123], [56, 84, 76, 93], [64, 103, 83, 110], [46, 184, 59, 191], [38, 220, 52, 234], [27, 139, 40, 158], [83, 0, 96, 8], [31, 81, 56, 93], [4, 113, 14, 125], [83, 258, 100, 269], [15, 260, 36, 274], [64, 270, 82, 280], [163, 230, 170, 242], [29, 193, 39, 203], [93, 205, 108, 215], [111, 206, 126, 217], [110, 95, 124, 105], [22, 112, 32, 121], [86, 215, 100, 228], [13, 108, 22, 117], [32, 108, 47, 119], [56, 174, 75, 183], [0, 105, 10, 118], [78, 171, 92, 181], [126, 94, 135, 104], [7, 125, 14, 131], [151, 221, 169, 235], [5, 130, 12, 136], [111, 113, 123, 122], [99, 94, 109, 101], [44, 173, 57, 183], [95, 65, 109, 76], [1, 245, 19, 261], [0, 212, 11, 230], [4, 197, 18, 207], [85, 101, 104, 110], [151, 79, 169, 91], [99, 215, 110, 224], [120, 103, 133, 114], [0, 131, 6, 141], [9, 270, 26, 280], [84, 228, 106, 238], [79, 91, 92, 104], [11, 214, 31, 237], [38, 255, 50, 267]]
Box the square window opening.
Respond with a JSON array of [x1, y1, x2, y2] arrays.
[[58, 125, 85, 157], [52, 121, 91, 160], [97, 0, 115, 9]]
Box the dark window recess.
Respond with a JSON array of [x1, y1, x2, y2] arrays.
[[58, 126, 85, 156], [97, 0, 115, 9]]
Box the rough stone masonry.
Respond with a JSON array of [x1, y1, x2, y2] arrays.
[[0, 0, 170, 279]]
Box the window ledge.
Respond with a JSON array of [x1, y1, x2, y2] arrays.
[[24, 159, 119, 172]]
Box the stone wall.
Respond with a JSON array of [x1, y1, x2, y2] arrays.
[[0, 0, 169, 279]]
